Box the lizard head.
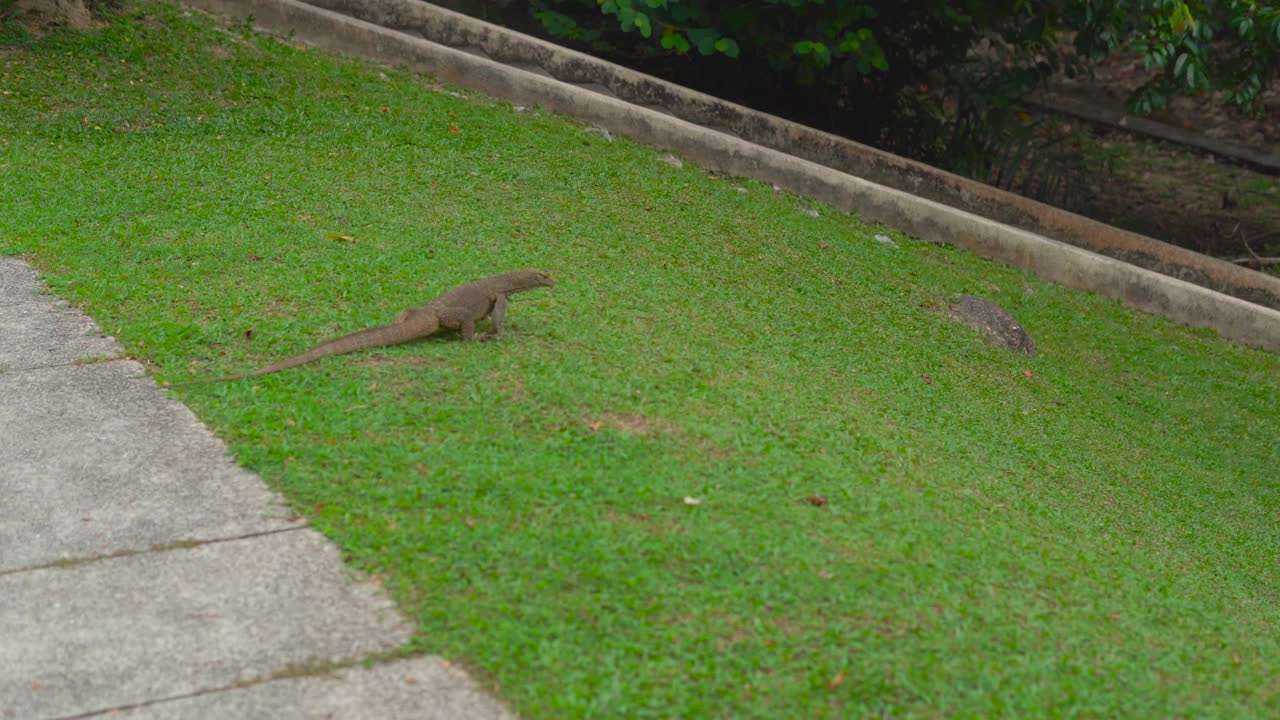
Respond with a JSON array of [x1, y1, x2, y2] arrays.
[[524, 270, 556, 288]]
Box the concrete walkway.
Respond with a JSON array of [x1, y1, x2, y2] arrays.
[[0, 257, 512, 718]]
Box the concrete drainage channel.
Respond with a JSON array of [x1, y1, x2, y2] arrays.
[[185, 0, 1280, 353]]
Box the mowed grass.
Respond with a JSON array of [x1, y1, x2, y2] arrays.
[[3, 4, 1279, 717]]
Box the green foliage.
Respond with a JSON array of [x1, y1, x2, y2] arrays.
[[1073, 1, 1280, 114], [525, 0, 1278, 168], [533, 0, 884, 76], [587, 0, 1278, 113], [943, 107, 1096, 212]]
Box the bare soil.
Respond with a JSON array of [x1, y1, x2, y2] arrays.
[[1044, 53, 1280, 268]]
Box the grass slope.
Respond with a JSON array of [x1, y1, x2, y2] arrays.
[[3, 4, 1278, 717]]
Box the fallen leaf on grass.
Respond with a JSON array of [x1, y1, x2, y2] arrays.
[[828, 671, 848, 689], [921, 373, 933, 385], [326, 233, 355, 243], [1023, 369, 1034, 378], [802, 495, 829, 507]]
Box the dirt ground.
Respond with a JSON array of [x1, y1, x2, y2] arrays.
[[1044, 52, 1280, 269]]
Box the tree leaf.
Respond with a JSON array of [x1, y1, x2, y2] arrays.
[[661, 28, 690, 52], [618, 6, 636, 32], [1170, 3, 1196, 34], [714, 37, 739, 58], [635, 12, 652, 38], [535, 11, 577, 37], [686, 27, 721, 55]]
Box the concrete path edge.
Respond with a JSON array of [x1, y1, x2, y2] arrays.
[[184, 0, 1280, 353]]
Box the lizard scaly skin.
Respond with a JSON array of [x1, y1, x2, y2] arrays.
[[174, 269, 554, 385]]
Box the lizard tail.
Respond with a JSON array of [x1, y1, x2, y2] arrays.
[[243, 321, 431, 377], [174, 312, 440, 386]]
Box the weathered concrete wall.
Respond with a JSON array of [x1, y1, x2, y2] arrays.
[[184, 0, 1280, 352], [300, 0, 1280, 313]]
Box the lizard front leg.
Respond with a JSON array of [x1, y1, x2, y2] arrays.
[[484, 294, 508, 340]]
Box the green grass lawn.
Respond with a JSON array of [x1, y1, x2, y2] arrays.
[[3, 4, 1279, 717]]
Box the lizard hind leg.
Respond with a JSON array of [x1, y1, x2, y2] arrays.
[[396, 306, 440, 336]]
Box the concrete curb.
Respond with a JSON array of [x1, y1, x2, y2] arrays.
[[297, 0, 1280, 313], [185, 0, 1280, 353]]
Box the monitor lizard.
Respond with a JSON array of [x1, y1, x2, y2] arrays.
[[172, 269, 555, 385]]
